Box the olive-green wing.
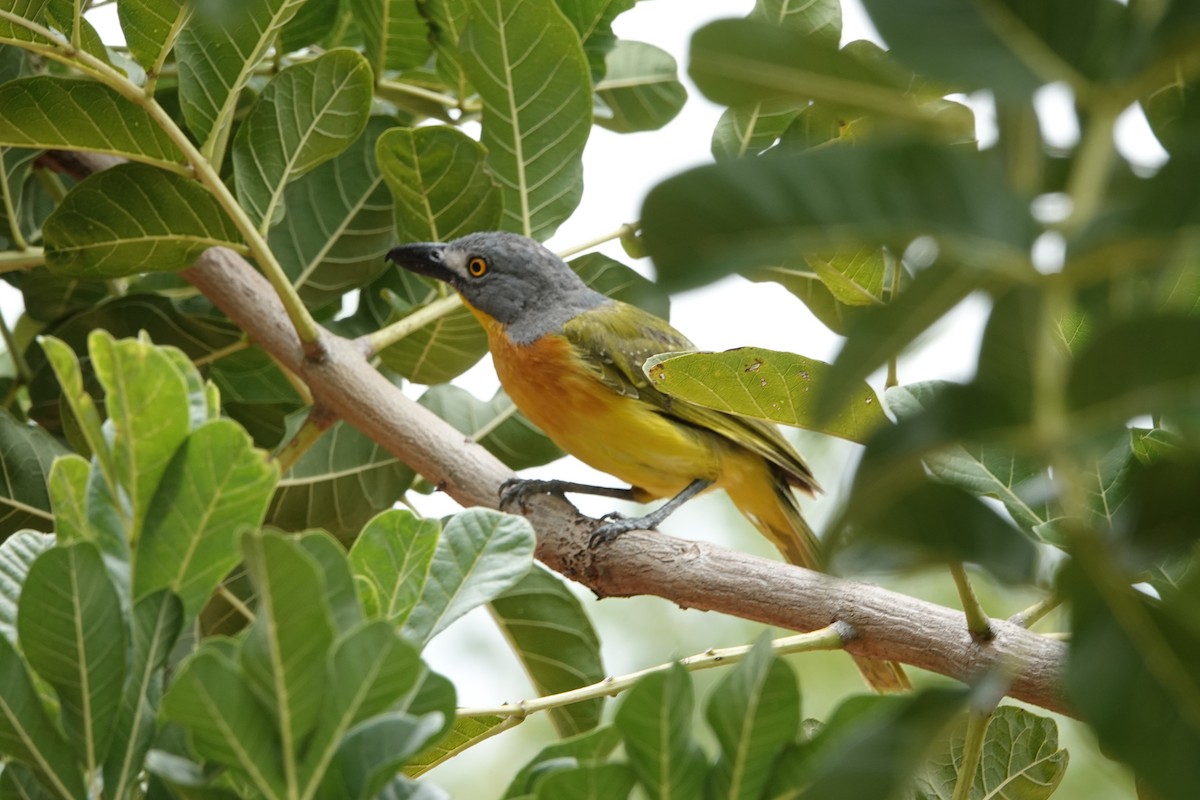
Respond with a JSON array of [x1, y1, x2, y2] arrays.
[[563, 301, 818, 492]]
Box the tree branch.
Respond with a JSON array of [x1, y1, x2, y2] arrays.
[[183, 245, 1070, 717]]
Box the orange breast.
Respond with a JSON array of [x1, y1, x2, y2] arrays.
[[469, 306, 721, 499]]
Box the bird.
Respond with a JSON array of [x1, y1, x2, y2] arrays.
[[387, 231, 909, 693]]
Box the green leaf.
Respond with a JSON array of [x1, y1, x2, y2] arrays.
[[712, 99, 802, 160], [294, 530, 364, 633], [0, 634, 87, 800], [594, 41, 686, 133], [350, 509, 440, 625], [861, 0, 1144, 98], [705, 635, 800, 800], [303, 621, 423, 795], [232, 48, 374, 232], [569, 251, 670, 319], [641, 141, 1036, 293], [1067, 314, 1200, 426], [17, 542, 127, 769], [689, 18, 959, 135], [1063, 560, 1200, 800], [279, 0, 341, 52], [501, 726, 623, 798], [162, 647, 288, 798], [832, 479, 1039, 585], [136, 418, 278, 618], [267, 418, 414, 543], [103, 589, 185, 800], [90, 330, 193, 542], [534, 764, 636, 800], [15, 267, 108, 324], [817, 261, 998, 424], [0, 0, 53, 44], [175, 0, 308, 156], [886, 383, 1053, 533], [118, 0, 186, 71], [0, 408, 65, 535], [461, 0, 592, 239], [47, 456, 96, 547], [490, 564, 604, 737], [405, 714, 507, 778], [555, 0, 635, 79], [372, 270, 490, 384], [375, 125, 502, 241], [37, 336, 113, 483], [644, 347, 888, 444], [0, 77, 181, 169], [43, 163, 243, 278], [917, 706, 1068, 800], [0, 762, 60, 800], [806, 247, 889, 306], [419, 385, 563, 472], [425, 0, 471, 98], [801, 688, 969, 800], [240, 530, 336, 760], [0, 530, 53, 644], [745, 262, 871, 336], [320, 712, 447, 800], [271, 116, 397, 310], [614, 663, 705, 800], [348, 0, 432, 76], [401, 508, 536, 647]]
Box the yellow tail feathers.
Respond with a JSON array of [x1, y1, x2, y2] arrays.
[[725, 464, 911, 694]]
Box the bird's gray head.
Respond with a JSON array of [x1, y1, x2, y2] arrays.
[[386, 232, 607, 343]]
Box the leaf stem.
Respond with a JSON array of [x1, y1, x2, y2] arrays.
[[1008, 593, 1061, 629], [951, 709, 992, 800], [375, 78, 461, 109], [1061, 99, 1119, 237], [949, 562, 993, 641], [191, 336, 252, 367], [458, 625, 846, 720], [361, 293, 463, 357], [216, 584, 256, 624], [272, 407, 336, 475], [555, 222, 640, 259], [0, 248, 44, 272]]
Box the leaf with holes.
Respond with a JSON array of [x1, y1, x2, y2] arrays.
[[461, 0, 592, 239], [645, 347, 888, 444]]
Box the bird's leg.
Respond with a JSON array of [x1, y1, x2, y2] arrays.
[[499, 477, 638, 510], [588, 479, 712, 548]]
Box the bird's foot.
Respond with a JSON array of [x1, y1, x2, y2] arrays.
[[588, 511, 659, 548], [498, 478, 570, 510]]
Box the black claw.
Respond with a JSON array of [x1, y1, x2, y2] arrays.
[[498, 478, 566, 509], [587, 514, 657, 549]]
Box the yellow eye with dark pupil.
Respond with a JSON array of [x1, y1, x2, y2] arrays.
[[468, 257, 488, 277]]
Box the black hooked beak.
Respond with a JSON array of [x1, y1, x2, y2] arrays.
[[386, 242, 451, 282]]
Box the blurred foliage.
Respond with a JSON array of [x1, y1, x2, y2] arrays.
[[0, 0, 1198, 797]]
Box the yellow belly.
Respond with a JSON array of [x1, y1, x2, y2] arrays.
[[479, 317, 720, 499]]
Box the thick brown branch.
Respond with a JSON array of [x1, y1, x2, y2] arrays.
[[183, 246, 1070, 717]]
